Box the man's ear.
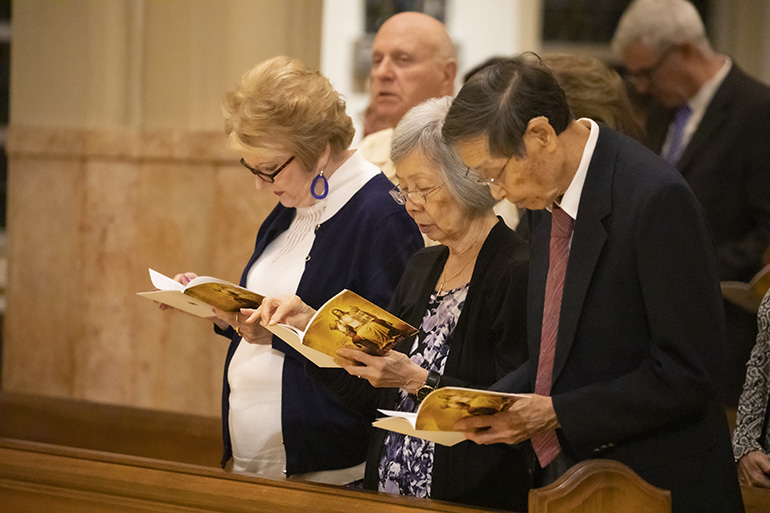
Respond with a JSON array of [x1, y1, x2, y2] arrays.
[[442, 60, 458, 95], [524, 117, 557, 154]]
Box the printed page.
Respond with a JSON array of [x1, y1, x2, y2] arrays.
[[302, 290, 418, 358]]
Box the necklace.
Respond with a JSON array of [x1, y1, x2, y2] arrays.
[[436, 242, 482, 294], [437, 258, 474, 294]]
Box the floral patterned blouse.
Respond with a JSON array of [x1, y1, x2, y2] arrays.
[[733, 289, 770, 461], [377, 284, 469, 497]]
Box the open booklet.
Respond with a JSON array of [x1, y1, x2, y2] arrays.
[[137, 268, 264, 318], [721, 262, 770, 314], [264, 289, 419, 368], [372, 386, 527, 446]]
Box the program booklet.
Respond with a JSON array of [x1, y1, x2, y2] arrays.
[[137, 268, 264, 318], [721, 262, 770, 314], [372, 386, 527, 446], [264, 289, 419, 368]]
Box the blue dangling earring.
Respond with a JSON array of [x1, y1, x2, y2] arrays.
[[311, 170, 329, 199]]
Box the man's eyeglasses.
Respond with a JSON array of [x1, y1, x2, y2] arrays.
[[624, 45, 678, 88], [390, 183, 445, 206], [467, 152, 514, 188], [240, 155, 295, 183]]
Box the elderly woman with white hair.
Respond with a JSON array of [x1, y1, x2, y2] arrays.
[[254, 96, 531, 510]]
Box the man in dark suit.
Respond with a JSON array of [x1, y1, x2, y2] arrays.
[[612, 0, 770, 407], [442, 55, 744, 513]]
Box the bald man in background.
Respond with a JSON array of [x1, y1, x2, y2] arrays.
[[359, 12, 520, 231], [359, 11, 457, 180]]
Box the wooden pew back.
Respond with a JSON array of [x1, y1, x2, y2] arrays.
[[528, 459, 671, 513], [0, 438, 498, 513]]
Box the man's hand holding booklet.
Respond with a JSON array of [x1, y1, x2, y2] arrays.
[[373, 386, 526, 446]]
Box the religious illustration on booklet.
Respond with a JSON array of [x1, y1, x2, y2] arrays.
[[264, 289, 419, 368], [137, 268, 264, 318], [372, 386, 526, 446]]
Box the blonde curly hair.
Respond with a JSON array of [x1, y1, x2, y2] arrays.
[[223, 56, 354, 172]]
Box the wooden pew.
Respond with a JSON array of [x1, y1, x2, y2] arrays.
[[0, 438, 500, 513], [742, 484, 770, 513], [528, 459, 671, 513], [4, 393, 769, 512]]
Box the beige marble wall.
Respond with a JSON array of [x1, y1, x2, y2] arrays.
[[3, 0, 322, 416], [4, 127, 278, 415]]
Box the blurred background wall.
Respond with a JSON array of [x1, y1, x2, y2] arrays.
[[2, 0, 768, 417]]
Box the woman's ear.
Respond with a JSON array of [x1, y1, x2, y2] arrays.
[[316, 144, 332, 172]]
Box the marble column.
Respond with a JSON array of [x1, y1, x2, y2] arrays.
[[3, 0, 321, 416]]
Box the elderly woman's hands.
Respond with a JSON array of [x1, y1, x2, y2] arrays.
[[738, 450, 770, 488], [335, 347, 428, 393]]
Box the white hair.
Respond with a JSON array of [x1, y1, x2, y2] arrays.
[[611, 0, 711, 56], [391, 96, 497, 217]]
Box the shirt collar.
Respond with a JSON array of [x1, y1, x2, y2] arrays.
[[555, 118, 599, 221], [687, 56, 731, 116]]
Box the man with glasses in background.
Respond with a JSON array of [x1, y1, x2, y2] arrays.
[[613, 0, 770, 409]]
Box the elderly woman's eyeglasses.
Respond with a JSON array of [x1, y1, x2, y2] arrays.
[[390, 183, 445, 206], [240, 155, 295, 183]]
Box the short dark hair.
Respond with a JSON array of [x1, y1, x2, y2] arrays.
[[443, 53, 572, 158]]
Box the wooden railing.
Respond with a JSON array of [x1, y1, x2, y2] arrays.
[[0, 438, 501, 513], [2, 393, 769, 513]]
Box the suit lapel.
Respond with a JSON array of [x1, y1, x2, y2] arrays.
[[550, 128, 614, 385]]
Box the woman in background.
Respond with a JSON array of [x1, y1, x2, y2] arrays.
[[733, 288, 770, 488], [172, 56, 423, 484], [543, 52, 644, 140]]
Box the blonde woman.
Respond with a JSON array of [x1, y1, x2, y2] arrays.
[[171, 56, 423, 484]]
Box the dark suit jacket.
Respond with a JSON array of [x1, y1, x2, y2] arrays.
[[310, 219, 531, 510], [645, 63, 770, 282], [493, 126, 744, 513]]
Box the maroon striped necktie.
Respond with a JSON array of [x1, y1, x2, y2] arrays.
[[531, 205, 574, 468]]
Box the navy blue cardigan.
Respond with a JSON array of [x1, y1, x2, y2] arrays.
[[220, 172, 423, 475]]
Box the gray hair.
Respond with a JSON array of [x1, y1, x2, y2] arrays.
[[391, 96, 497, 217], [611, 0, 711, 56], [442, 54, 571, 159]]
